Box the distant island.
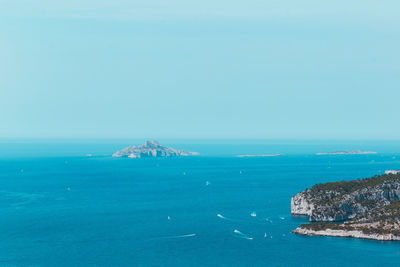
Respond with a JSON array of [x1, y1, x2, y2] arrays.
[[236, 154, 282, 158], [291, 172, 400, 241], [316, 150, 376, 155], [112, 140, 199, 158]]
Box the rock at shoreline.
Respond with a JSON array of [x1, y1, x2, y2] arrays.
[[112, 140, 199, 158], [291, 173, 400, 240]]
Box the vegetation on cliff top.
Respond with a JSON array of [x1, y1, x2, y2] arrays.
[[310, 173, 400, 195]]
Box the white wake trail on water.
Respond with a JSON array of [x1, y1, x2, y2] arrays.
[[217, 213, 229, 220], [161, 233, 196, 239], [233, 229, 253, 240]]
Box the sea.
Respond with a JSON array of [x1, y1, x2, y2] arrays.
[[1, 139, 400, 267]]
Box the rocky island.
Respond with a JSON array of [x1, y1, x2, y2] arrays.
[[112, 140, 199, 158], [291, 173, 400, 240]]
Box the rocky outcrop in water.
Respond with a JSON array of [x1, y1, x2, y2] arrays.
[[112, 140, 199, 158], [291, 173, 400, 240]]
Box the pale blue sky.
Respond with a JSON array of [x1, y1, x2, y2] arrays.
[[1, 1, 399, 139]]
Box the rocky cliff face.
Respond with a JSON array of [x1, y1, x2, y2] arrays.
[[293, 227, 400, 241], [291, 174, 400, 222], [291, 173, 400, 240], [112, 140, 199, 158], [291, 192, 314, 216], [293, 200, 400, 240]]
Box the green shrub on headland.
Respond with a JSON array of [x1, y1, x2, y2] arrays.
[[310, 173, 400, 195]]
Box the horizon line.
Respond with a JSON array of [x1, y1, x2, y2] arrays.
[[1, 137, 400, 142]]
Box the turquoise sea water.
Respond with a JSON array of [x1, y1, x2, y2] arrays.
[[1, 141, 400, 266]]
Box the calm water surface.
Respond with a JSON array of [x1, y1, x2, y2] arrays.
[[1, 141, 400, 266]]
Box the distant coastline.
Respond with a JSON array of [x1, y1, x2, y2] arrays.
[[316, 150, 376, 155], [236, 154, 282, 158]]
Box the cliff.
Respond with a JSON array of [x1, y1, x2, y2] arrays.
[[112, 140, 199, 158], [291, 173, 400, 240]]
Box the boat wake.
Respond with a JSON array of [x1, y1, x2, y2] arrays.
[[233, 229, 253, 240], [158, 233, 196, 239], [217, 213, 229, 220]]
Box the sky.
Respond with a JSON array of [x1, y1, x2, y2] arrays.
[[1, 0, 400, 139]]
